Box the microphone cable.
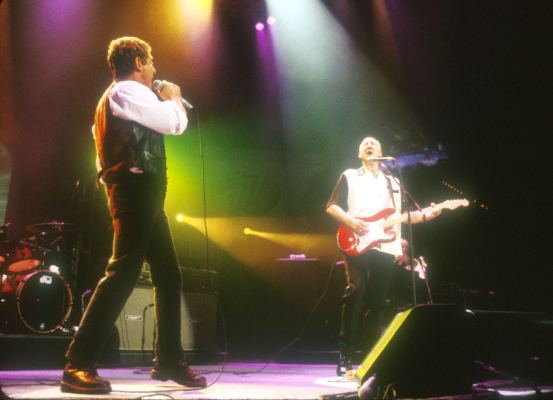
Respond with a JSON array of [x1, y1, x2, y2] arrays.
[[191, 110, 210, 270], [190, 108, 231, 388]]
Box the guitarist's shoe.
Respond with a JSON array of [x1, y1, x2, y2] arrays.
[[336, 353, 353, 377]]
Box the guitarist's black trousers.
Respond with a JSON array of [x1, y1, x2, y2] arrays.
[[339, 249, 395, 356]]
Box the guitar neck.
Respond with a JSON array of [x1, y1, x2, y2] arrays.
[[382, 199, 468, 229], [383, 206, 438, 229]]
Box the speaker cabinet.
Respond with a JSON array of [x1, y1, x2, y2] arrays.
[[180, 292, 217, 352], [115, 285, 217, 352], [115, 285, 155, 352], [356, 304, 473, 398]]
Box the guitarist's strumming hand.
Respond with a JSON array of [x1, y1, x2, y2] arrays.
[[349, 217, 370, 236]]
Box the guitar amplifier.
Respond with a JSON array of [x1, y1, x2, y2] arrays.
[[115, 285, 217, 352]]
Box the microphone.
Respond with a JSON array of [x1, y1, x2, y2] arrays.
[[367, 156, 396, 161], [152, 80, 194, 110]]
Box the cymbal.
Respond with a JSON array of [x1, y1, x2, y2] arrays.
[[26, 221, 77, 233]]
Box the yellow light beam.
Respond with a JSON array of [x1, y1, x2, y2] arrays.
[[173, 217, 336, 270]]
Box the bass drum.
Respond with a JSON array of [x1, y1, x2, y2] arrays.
[[3, 270, 73, 334]]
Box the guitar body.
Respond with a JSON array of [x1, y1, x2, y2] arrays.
[[336, 198, 469, 257], [337, 208, 397, 257]]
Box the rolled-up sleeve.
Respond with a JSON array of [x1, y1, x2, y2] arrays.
[[109, 80, 188, 135]]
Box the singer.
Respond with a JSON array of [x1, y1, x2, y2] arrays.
[[326, 136, 436, 377], [61, 36, 206, 394]]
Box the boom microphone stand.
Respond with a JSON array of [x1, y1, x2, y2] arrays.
[[381, 160, 422, 306]]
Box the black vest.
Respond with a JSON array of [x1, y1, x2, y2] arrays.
[[94, 85, 167, 186]]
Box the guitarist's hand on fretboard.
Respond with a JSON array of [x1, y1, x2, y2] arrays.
[[422, 203, 442, 222], [409, 203, 443, 224]]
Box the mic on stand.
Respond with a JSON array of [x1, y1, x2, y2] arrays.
[[152, 79, 194, 110], [373, 157, 396, 174], [367, 156, 396, 161], [367, 157, 396, 172]]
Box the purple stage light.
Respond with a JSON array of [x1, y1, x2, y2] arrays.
[[266, 16, 276, 25], [255, 22, 265, 31]]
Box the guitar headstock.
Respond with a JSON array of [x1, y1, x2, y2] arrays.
[[438, 199, 469, 211]]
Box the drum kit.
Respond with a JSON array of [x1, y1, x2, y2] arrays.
[[0, 221, 77, 335]]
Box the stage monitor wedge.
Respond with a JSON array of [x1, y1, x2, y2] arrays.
[[356, 303, 473, 398]]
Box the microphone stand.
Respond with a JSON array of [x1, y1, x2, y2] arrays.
[[381, 161, 422, 307], [419, 257, 434, 304]]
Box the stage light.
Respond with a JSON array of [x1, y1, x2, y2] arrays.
[[255, 22, 265, 31], [176, 213, 187, 223], [266, 16, 276, 25], [243, 227, 253, 235]]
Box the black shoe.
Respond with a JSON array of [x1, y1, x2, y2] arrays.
[[60, 363, 111, 394], [336, 353, 353, 377], [151, 360, 207, 388]]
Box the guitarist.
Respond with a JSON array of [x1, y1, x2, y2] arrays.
[[326, 136, 436, 376]]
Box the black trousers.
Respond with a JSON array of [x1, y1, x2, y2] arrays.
[[66, 181, 183, 368], [390, 266, 429, 310], [339, 249, 394, 355]]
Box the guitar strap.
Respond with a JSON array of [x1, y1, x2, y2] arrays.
[[385, 175, 397, 210]]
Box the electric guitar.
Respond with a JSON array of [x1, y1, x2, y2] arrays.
[[336, 199, 469, 256]]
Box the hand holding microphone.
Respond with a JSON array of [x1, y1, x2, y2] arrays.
[[152, 79, 194, 110]]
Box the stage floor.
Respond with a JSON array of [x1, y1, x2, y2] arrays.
[[3, 362, 553, 400], [0, 363, 360, 400]]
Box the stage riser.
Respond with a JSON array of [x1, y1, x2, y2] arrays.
[[0, 335, 71, 370]]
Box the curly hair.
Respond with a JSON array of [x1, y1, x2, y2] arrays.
[[107, 36, 152, 79]]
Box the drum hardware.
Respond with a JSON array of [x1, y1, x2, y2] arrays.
[[0, 223, 12, 243], [26, 221, 79, 282], [26, 220, 77, 234]]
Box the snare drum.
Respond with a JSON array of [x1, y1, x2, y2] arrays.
[[0, 270, 73, 334]]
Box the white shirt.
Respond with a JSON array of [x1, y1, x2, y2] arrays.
[[343, 168, 402, 257], [108, 80, 188, 135], [343, 169, 399, 218]]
